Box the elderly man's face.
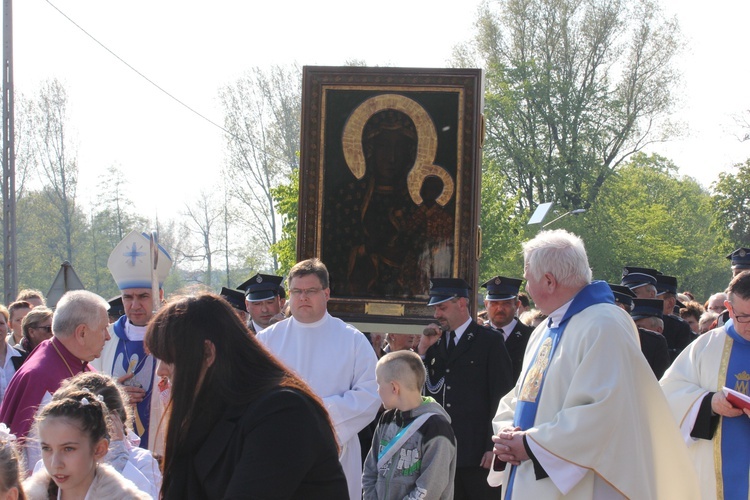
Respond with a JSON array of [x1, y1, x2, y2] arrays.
[[80, 309, 111, 361], [707, 296, 726, 314], [524, 266, 555, 315]]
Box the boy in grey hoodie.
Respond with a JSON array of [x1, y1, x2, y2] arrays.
[[363, 350, 457, 499]]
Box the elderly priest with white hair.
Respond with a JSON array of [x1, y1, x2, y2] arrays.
[[0, 290, 111, 468], [488, 230, 699, 499]]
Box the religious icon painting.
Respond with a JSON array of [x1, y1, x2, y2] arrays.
[[298, 66, 484, 330]]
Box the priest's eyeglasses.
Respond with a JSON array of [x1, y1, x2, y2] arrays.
[[728, 302, 750, 323], [290, 287, 323, 298]]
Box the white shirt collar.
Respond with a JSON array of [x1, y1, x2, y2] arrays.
[[453, 316, 473, 342], [492, 318, 518, 340], [124, 321, 148, 341], [291, 312, 329, 329], [2, 344, 20, 367], [547, 298, 574, 328]]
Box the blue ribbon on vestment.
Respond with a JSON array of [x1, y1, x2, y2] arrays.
[[112, 316, 154, 445], [505, 281, 614, 499], [720, 319, 750, 500]]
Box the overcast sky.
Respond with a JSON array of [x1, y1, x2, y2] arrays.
[[8, 0, 750, 220]]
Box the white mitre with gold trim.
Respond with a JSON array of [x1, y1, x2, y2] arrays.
[[107, 230, 172, 290]]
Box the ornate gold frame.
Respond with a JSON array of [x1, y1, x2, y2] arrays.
[[298, 66, 484, 331]]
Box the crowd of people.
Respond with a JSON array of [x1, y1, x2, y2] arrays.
[[0, 229, 746, 499]]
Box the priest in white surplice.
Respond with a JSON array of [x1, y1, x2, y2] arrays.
[[488, 230, 699, 499], [257, 258, 380, 500], [661, 270, 750, 500]]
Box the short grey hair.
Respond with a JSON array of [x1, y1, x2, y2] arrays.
[[522, 230, 592, 288], [699, 311, 718, 332], [52, 291, 109, 338]]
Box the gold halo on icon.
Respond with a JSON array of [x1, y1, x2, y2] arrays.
[[341, 94, 455, 206]]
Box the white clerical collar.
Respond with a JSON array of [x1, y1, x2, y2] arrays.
[[125, 321, 148, 341], [453, 317, 472, 342], [291, 313, 329, 329], [547, 298, 574, 328]]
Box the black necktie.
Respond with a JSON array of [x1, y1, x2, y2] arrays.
[[447, 331, 456, 352]]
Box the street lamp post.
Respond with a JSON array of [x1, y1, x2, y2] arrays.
[[542, 208, 587, 228]]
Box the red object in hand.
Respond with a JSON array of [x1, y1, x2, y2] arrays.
[[723, 387, 750, 411]]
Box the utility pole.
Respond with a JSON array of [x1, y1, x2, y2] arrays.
[[2, 0, 16, 304]]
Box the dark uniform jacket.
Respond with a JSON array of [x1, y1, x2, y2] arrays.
[[423, 320, 514, 468], [497, 320, 535, 383], [663, 314, 697, 362], [637, 328, 671, 379]]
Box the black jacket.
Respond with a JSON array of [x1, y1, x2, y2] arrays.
[[637, 328, 671, 379], [164, 388, 348, 500], [423, 320, 514, 467], [499, 320, 535, 383], [663, 314, 696, 361]]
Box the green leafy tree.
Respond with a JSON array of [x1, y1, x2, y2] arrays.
[[455, 0, 681, 211], [16, 188, 89, 293], [478, 163, 526, 280], [576, 153, 725, 300], [711, 158, 750, 250], [269, 168, 299, 277]]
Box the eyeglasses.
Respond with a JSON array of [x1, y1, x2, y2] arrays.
[[729, 303, 750, 323], [32, 325, 52, 333], [289, 288, 323, 298]]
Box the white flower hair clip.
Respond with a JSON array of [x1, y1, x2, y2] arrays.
[[0, 423, 16, 442], [81, 397, 91, 406]]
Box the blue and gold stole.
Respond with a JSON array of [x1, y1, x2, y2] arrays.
[[505, 281, 614, 499], [717, 319, 750, 500], [112, 316, 155, 445]]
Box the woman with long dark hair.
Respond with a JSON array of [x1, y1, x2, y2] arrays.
[[144, 293, 348, 499]]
